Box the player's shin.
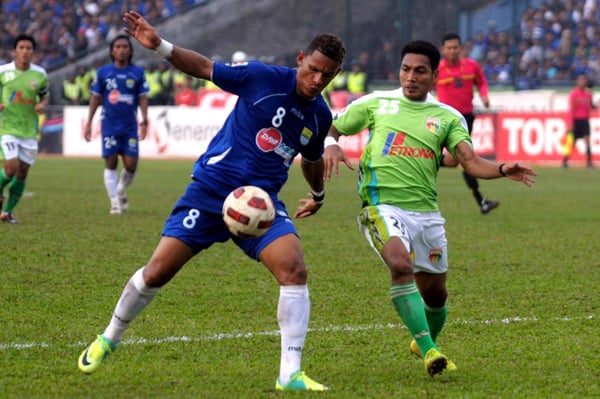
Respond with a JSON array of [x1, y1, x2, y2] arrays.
[[6, 178, 25, 212], [277, 285, 310, 385], [424, 304, 447, 342], [391, 282, 436, 355], [118, 169, 135, 191], [104, 168, 119, 197], [103, 267, 161, 344]]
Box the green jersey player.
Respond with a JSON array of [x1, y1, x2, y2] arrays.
[[323, 40, 536, 378], [0, 34, 49, 224]]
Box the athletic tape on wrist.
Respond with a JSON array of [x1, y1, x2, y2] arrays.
[[324, 136, 338, 148], [311, 189, 325, 204], [155, 39, 173, 58]]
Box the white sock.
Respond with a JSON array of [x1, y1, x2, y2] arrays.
[[104, 168, 118, 199], [277, 285, 310, 384], [103, 267, 160, 344], [117, 169, 135, 195]]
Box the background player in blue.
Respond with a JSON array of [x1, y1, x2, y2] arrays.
[[78, 11, 345, 392], [83, 34, 149, 214]]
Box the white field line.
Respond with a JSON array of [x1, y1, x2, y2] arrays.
[[0, 314, 594, 351]]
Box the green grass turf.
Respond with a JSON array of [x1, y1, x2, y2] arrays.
[[0, 158, 598, 398]]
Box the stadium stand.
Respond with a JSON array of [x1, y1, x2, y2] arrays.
[[5, 0, 596, 107]]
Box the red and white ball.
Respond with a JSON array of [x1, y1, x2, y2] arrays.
[[222, 186, 275, 238]]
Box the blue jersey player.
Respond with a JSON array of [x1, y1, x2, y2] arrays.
[[78, 11, 345, 392], [84, 34, 149, 214]]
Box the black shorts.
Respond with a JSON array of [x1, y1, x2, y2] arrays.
[[573, 119, 590, 139], [463, 113, 475, 135]]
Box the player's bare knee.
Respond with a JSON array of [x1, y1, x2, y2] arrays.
[[278, 260, 308, 285], [385, 251, 413, 278], [388, 260, 414, 281], [133, 267, 162, 294], [141, 262, 173, 288], [421, 290, 448, 308]]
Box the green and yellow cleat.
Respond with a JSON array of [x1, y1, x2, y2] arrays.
[[275, 370, 329, 391], [424, 348, 452, 377], [78, 335, 116, 374], [411, 339, 457, 372]]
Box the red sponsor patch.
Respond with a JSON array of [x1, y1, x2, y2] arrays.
[[255, 128, 281, 152], [108, 90, 120, 104]]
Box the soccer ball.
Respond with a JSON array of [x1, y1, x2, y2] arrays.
[[222, 185, 275, 238]]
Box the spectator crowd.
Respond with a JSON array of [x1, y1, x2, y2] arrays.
[[465, 0, 600, 89], [0, 0, 207, 72], [6, 0, 600, 107]]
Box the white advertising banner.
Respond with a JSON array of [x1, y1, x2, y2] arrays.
[[63, 90, 238, 158]]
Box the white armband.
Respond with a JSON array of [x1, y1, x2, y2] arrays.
[[154, 39, 174, 58], [324, 136, 338, 148]]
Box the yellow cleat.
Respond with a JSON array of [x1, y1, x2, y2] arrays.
[[275, 370, 329, 391], [410, 339, 422, 358], [78, 335, 116, 374], [411, 339, 457, 371], [424, 348, 453, 377]]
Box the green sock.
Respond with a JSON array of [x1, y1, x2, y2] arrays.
[[391, 282, 436, 356], [424, 303, 447, 343], [0, 169, 12, 190], [5, 178, 25, 213]]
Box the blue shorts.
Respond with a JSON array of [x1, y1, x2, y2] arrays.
[[161, 179, 298, 261], [101, 133, 140, 158]]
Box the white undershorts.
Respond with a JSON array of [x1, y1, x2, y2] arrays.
[[1, 135, 38, 165], [358, 204, 448, 274]]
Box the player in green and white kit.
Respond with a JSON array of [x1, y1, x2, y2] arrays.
[[0, 34, 49, 224], [324, 40, 536, 378]]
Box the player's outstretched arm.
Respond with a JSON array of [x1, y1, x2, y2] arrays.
[[456, 142, 536, 187], [323, 126, 354, 181], [123, 10, 213, 80]]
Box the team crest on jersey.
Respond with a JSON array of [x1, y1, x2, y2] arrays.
[[429, 248, 443, 263], [425, 117, 441, 134], [256, 127, 282, 152], [29, 80, 38, 90], [300, 127, 313, 145], [126, 79, 135, 88]]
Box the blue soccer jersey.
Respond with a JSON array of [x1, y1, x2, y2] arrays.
[[91, 63, 149, 136], [191, 61, 332, 199], [162, 61, 333, 259]]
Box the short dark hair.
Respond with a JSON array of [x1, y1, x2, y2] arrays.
[[13, 34, 36, 50], [442, 33, 461, 46], [306, 33, 346, 64], [110, 34, 133, 63], [401, 40, 441, 71]]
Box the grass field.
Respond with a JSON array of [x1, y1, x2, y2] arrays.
[[1, 157, 598, 399]]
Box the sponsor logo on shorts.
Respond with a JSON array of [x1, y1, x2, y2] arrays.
[[429, 248, 443, 262]]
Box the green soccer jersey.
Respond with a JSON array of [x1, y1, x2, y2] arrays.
[[333, 89, 471, 212], [0, 62, 48, 139]]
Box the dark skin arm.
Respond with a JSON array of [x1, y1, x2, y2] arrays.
[[123, 11, 213, 80], [295, 158, 325, 219], [454, 141, 536, 186]]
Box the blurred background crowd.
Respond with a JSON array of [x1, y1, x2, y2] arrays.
[[3, 0, 600, 106]]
